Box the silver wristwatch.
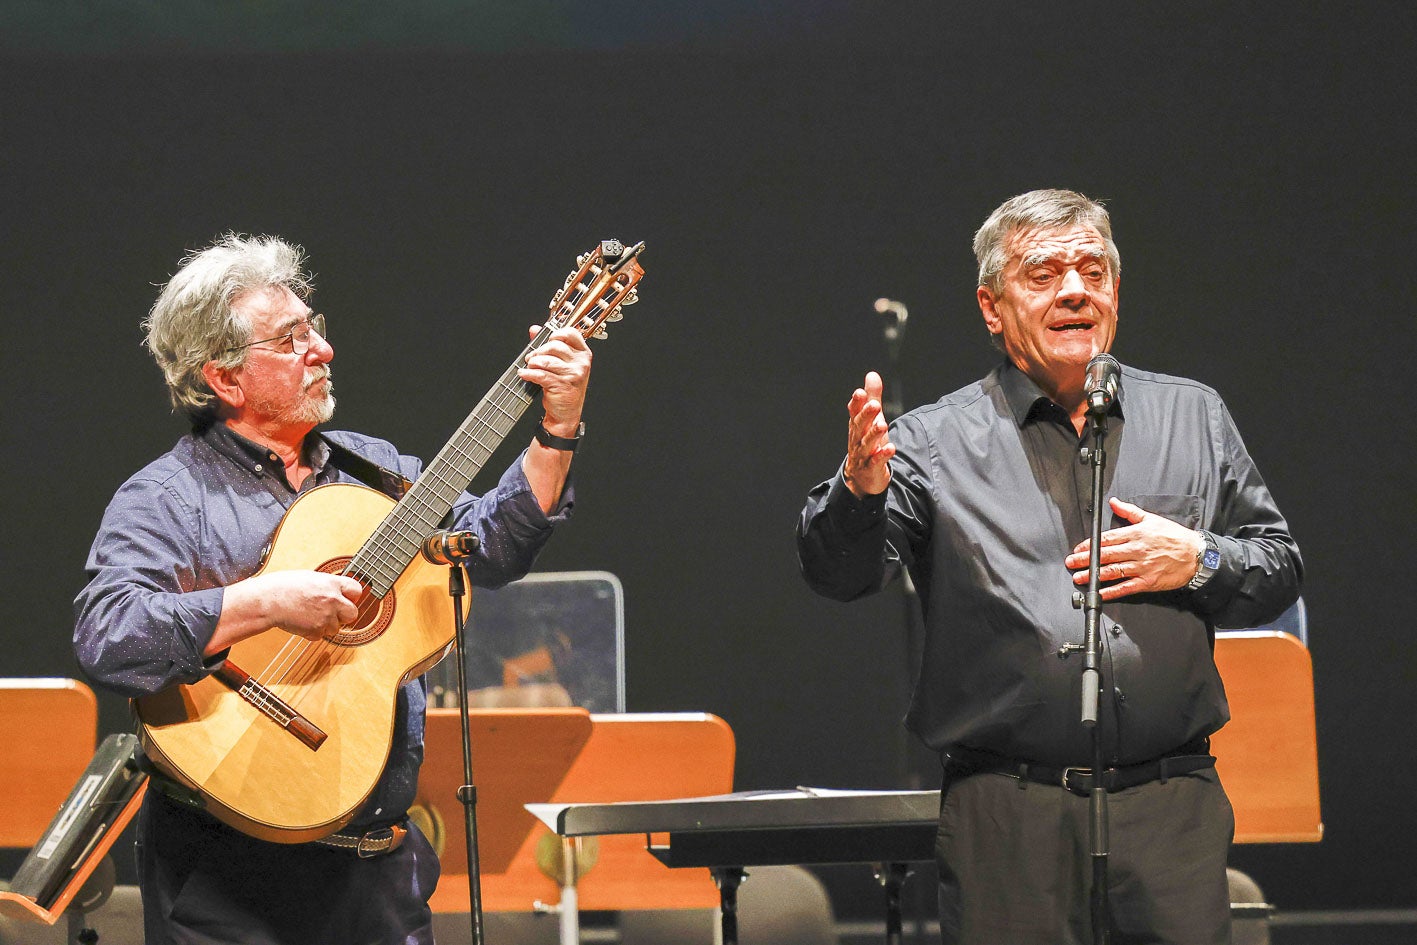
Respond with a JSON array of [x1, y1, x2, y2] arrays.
[[1187, 530, 1221, 590]]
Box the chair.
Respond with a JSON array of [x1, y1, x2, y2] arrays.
[[1227, 867, 1273, 945], [618, 865, 838, 945], [1222, 596, 1307, 645]]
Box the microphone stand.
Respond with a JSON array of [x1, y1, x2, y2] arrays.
[[875, 299, 928, 945], [875, 303, 919, 790], [1074, 407, 1112, 945], [435, 536, 487, 945]]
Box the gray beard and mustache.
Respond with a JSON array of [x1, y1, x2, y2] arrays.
[[248, 366, 336, 426]]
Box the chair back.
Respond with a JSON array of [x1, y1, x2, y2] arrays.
[[0, 679, 97, 848]]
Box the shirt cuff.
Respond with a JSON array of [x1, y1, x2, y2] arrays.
[[1189, 533, 1243, 609], [178, 586, 227, 681], [825, 468, 888, 536]]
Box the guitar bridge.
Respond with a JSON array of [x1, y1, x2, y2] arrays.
[[214, 664, 327, 751]]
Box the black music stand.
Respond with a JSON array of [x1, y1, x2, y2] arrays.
[[528, 788, 939, 945]]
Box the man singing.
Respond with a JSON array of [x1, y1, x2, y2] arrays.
[[797, 189, 1301, 944]]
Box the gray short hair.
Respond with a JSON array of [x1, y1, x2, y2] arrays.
[[142, 233, 313, 424], [972, 189, 1121, 295]]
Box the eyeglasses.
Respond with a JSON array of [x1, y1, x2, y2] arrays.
[[228, 313, 327, 355]]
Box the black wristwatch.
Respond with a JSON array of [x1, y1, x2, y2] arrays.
[[534, 418, 584, 452], [1187, 530, 1221, 590]]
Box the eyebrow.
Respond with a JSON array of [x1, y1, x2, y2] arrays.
[[1020, 248, 1108, 269], [272, 313, 314, 334]]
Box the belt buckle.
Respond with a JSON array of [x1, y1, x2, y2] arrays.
[[356, 826, 394, 858], [1060, 766, 1091, 794]]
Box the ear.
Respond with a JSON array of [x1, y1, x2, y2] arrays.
[[201, 360, 245, 411], [977, 284, 1003, 336]]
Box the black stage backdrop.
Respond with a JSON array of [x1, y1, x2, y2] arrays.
[[2, 2, 1414, 916]]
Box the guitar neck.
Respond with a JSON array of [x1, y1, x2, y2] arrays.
[[347, 328, 552, 595]]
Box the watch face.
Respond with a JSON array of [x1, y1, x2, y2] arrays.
[[1202, 548, 1222, 569]]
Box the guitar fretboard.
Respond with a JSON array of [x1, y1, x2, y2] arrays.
[[346, 326, 553, 595]]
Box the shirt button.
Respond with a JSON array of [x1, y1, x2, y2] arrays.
[[254, 464, 263, 473]]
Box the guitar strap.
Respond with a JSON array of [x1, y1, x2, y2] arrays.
[[319, 435, 413, 501]]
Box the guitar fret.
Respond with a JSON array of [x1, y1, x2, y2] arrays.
[[346, 245, 639, 589]]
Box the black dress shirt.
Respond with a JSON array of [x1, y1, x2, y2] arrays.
[[797, 360, 1301, 768]]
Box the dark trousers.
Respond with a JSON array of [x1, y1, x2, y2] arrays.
[[136, 794, 441, 945], [935, 767, 1233, 945]]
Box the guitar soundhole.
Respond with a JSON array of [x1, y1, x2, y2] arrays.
[[316, 557, 395, 646]]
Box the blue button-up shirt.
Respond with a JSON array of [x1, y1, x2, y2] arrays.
[[74, 422, 571, 826]]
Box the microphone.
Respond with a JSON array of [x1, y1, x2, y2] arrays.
[[874, 298, 908, 351], [420, 529, 480, 565], [1084, 353, 1121, 416], [874, 297, 908, 325]]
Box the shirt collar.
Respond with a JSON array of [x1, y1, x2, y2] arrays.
[[200, 422, 331, 486], [995, 359, 1126, 427]]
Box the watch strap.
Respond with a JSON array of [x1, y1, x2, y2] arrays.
[[1187, 530, 1221, 590], [534, 419, 584, 452]]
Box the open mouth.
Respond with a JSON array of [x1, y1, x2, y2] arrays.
[[1049, 322, 1095, 332]]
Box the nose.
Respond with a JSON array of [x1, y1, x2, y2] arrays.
[[305, 327, 334, 363], [1056, 268, 1088, 307]]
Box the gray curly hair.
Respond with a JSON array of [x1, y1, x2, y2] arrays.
[[142, 233, 313, 425], [972, 189, 1120, 295]]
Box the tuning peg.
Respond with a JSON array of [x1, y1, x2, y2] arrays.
[[591, 326, 609, 340], [621, 289, 638, 305], [605, 307, 623, 322], [576, 253, 590, 267]]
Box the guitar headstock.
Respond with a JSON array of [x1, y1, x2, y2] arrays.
[[548, 239, 645, 340]]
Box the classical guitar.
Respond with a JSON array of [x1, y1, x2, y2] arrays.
[[135, 240, 645, 843]]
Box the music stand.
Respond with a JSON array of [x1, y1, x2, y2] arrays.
[[0, 680, 146, 942], [528, 788, 939, 945], [426, 712, 734, 945], [416, 707, 593, 876]]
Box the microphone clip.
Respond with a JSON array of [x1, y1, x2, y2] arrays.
[[421, 529, 480, 566]]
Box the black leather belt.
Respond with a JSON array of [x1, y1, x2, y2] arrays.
[[312, 823, 409, 858], [144, 770, 409, 857], [945, 738, 1215, 797]]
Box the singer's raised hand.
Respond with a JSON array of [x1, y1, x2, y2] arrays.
[[844, 371, 895, 498]]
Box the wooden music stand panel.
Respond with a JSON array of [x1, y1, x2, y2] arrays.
[[416, 707, 593, 877], [0, 781, 147, 926], [0, 678, 98, 848], [1212, 631, 1322, 843], [432, 712, 735, 913]]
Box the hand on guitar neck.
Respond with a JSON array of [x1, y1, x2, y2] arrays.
[[518, 323, 592, 514], [203, 570, 364, 657]]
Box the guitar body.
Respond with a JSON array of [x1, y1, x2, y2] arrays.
[[136, 483, 455, 843]]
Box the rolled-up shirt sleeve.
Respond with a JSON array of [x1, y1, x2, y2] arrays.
[[74, 475, 224, 698], [446, 448, 575, 589]]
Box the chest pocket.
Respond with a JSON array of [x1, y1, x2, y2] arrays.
[[1116, 493, 1204, 530]]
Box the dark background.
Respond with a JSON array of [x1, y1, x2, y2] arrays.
[[3, 0, 1414, 917]]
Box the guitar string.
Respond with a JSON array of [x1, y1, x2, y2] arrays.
[[265, 354, 546, 705], [255, 271, 626, 710], [265, 406, 511, 703], [259, 299, 591, 701]]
